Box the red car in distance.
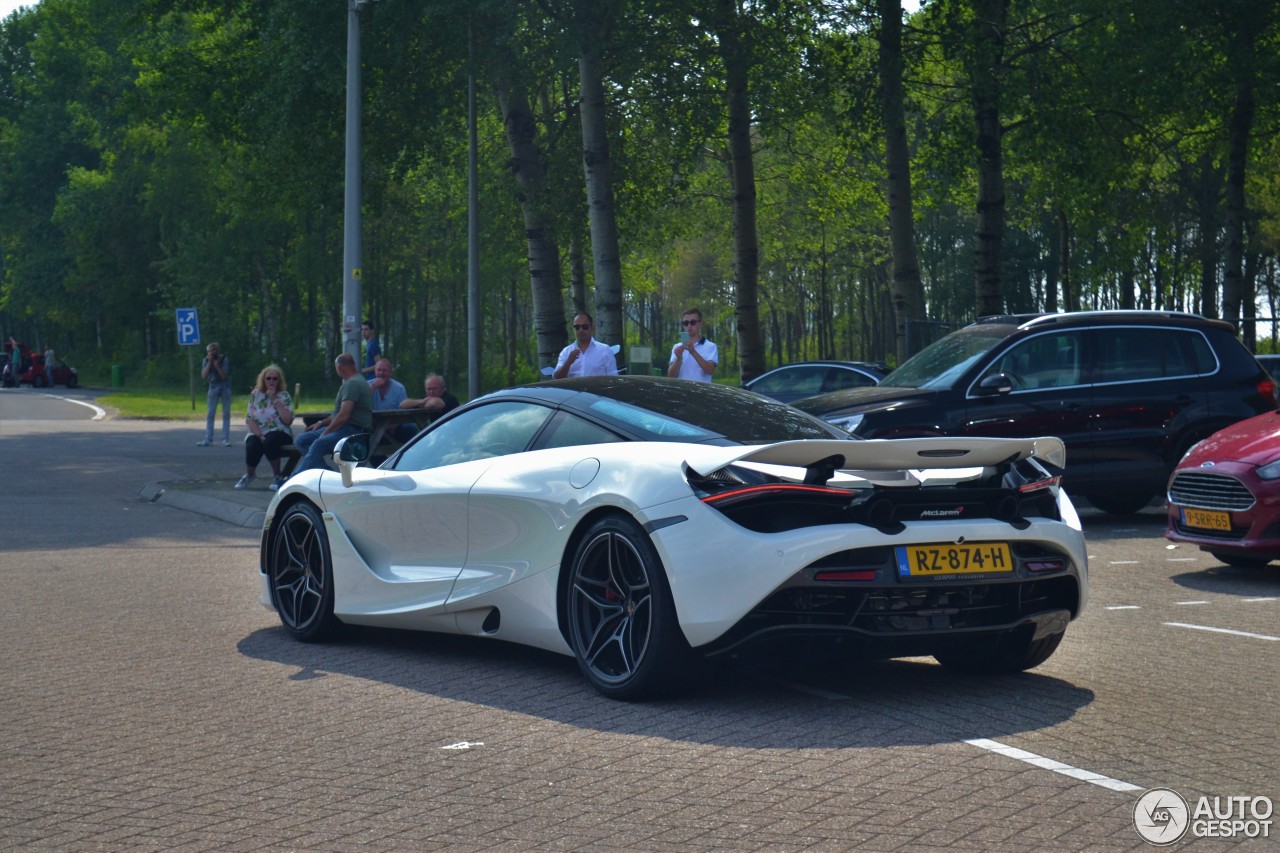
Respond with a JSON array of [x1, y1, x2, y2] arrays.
[[2, 343, 78, 388], [1166, 410, 1280, 567]]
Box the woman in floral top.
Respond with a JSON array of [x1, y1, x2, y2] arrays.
[[236, 364, 295, 491]]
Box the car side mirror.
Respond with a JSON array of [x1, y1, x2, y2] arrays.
[[974, 373, 1014, 396], [334, 434, 370, 487]]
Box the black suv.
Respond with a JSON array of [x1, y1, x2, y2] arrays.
[[793, 311, 1278, 514]]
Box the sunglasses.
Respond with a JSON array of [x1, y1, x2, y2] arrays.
[[682, 319, 700, 326], [265, 376, 280, 381], [573, 324, 591, 330]]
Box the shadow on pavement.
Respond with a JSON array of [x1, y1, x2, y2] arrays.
[[237, 623, 1094, 749]]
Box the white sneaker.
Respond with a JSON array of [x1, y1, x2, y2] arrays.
[[196, 439, 212, 447], [234, 474, 255, 490], [222, 439, 232, 447], [269, 475, 287, 491]]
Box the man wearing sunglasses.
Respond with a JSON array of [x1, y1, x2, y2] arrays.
[[668, 308, 718, 382], [552, 313, 619, 379]]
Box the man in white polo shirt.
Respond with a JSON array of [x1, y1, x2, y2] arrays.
[[553, 313, 619, 378], [668, 307, 718, 382]]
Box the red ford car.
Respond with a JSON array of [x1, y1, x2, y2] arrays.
[[1166, 410, 1280, 567]]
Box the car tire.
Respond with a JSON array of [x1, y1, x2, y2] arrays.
[[566, 515, 691, 700], [1209, 551, 1272, 569], [1086, 491, 1154, 515], [934, 628, 1065, 673], [267, 502, 342, 642], [34, 374, 47, 388], [66, 375, 77, 389]]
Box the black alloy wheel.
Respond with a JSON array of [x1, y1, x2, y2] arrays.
[[566, 515, 690, 700], [1086, 491, 1154, 515], [268, 502, 341, 642]]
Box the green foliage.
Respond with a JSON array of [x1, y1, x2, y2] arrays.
[[2, 0, 1278, 385]]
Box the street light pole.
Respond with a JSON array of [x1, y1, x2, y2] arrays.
[[342, 0, 374, 362]]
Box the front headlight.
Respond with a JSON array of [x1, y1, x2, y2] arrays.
[[1256, 459, 1280, 480], [825, 412, 864, 434]]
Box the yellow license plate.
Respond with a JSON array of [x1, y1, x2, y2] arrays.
[[1181, 507, 1232, 532], [895, 543, 1014, 577]]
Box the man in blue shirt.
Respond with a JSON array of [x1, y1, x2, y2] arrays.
[[367, 358, 407, 410], [360, 319, 381, 378]]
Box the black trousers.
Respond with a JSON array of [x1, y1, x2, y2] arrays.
[[245, 431, 291, 471]]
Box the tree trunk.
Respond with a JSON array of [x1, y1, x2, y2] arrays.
[[1221, 72, 1254, 327], [496, 85, 566, 369], [578, 19, 624, 351], [717, 0, 765, 382], [1195, 152, 1223, 318], [878, 0, 925, 360], [1057, 209, 1073, 311], [970, 0, 1008, 317]]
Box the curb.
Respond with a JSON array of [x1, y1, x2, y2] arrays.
[[139, 482, 266, 529]]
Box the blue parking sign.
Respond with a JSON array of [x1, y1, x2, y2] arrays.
[[176, 308, 201, 346]]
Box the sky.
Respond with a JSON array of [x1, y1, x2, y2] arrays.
[[1, 1, 34, 20]]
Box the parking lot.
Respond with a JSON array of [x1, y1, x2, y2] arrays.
[[2, 406, 1277, 851]]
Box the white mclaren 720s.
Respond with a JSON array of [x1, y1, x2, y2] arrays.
[[259, 375, 1088, 700]]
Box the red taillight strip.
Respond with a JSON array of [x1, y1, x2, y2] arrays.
[[1017, 476, 1060, 493], [701, 483, 850, 503]]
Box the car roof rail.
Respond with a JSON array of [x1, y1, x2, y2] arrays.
[[974, 309, 1226, 332]]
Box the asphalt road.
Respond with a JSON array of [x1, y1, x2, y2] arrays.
[[2, 392, 1277, 851]]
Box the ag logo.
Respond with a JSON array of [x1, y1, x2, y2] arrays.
[[1134, 788, 1190, 845]]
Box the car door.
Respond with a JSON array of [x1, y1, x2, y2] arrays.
[[327, 401, 555, 615], [1082, 325, 1216, 496], [961, 330, 1094, 477]]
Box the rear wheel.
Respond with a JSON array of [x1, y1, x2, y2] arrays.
[[267, 502, 341, 642], [1086, 491, 1154, 515], [66, 375, 78, 389], [1210, 551, 1272, 569], [566, 515, 690, 700], [934, 629, 1065, 674]]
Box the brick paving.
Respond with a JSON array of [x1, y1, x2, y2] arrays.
[[2, 411, 1275, 851]]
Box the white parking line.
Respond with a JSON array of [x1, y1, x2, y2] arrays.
[[1174, 600, 1209, 606], [1109, 560, 1140, 565], [1164, 622, 1280, 641], [1105, 605, 1141, 610], [964, 738, 1143, 792], [1243, 597, 1278, 602], [39, 391, 107, 420]]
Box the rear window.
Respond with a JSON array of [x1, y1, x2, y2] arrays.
[[574, 377, 848, 443]]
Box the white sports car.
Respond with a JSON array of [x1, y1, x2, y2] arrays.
[[260, 376, 1088, 700]]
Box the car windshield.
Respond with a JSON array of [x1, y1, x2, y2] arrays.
[[881, 324, 1018, 389], [555, 376, 849, 443]]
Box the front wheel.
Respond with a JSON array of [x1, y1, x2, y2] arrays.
[[267, 502, 342, 642], [566, 515, 690, 700], [934, 629, 1065, 674]]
